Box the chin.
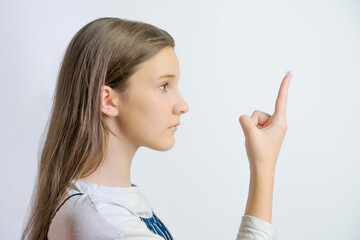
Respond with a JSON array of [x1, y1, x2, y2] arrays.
[[146, 137, 175, 151]]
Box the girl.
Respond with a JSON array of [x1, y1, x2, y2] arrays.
[[21, 17, 292, 240]]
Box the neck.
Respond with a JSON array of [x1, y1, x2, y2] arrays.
[[80, 123, 139, 188]]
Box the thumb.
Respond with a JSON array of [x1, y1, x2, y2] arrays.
[[239, 114, 256, 136]]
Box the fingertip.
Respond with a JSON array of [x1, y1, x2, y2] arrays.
[[284, 71, 293, 83]]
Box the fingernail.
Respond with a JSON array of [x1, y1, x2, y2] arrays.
[[284, 70, 292, 75]]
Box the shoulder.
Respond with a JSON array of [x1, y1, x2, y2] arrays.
[[48, 192, 165, 240], [48, 193, 121, 240]]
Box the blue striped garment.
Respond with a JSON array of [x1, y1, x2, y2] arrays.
[[139, 212, 173, 240]]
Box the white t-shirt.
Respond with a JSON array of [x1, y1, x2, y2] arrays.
[[48, 179, 277, 240]]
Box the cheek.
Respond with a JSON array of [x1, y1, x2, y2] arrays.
[[143, 97, 167, 127], [132, 92, 167, 130]]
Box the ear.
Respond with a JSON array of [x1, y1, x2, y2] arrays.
[[100, 85, 120, 117]]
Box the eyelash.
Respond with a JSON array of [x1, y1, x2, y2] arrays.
[[160, 82, 168, 92]]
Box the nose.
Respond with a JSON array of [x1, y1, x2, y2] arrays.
[[174, 92, 190, 115], [180, 98, 190, 115]]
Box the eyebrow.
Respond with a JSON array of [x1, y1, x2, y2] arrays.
[[157, 74, 178, 80]]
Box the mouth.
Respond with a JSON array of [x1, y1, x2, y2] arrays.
[[169, 122, 180, 128]]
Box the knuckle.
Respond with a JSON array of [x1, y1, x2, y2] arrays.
[[252, 110, 262, 116]]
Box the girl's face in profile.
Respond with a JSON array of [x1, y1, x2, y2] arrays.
[[113, 46, 189, 151]]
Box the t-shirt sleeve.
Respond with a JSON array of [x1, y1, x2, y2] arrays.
[[235, 215, 278, 240]]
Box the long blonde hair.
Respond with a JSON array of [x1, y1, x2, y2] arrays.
[[21, 17, 175, 240]]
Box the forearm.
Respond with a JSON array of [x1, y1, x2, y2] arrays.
[[244, 169, 275, 224]]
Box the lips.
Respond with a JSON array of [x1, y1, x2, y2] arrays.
[[170, 122, 180, 128]]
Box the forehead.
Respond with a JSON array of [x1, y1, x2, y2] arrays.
[[132, 47, 180, 82]]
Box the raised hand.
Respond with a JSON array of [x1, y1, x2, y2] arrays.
[[239, 72, 292, 173]]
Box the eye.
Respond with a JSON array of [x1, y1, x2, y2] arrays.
[[160, 83, 168, 92]]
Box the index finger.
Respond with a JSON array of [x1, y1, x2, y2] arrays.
[[274, 72, 292, 118]]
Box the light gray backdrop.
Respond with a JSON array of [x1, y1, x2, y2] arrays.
[[1, 0, 359, 239]]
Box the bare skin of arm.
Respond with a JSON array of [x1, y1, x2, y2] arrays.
[[239, 73, 292, 223], [245, 169, 275, 223]]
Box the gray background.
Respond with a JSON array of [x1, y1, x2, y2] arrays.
[[1, 0, 359, 239]]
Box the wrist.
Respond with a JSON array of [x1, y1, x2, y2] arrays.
[[250, 165, 276, 178]]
